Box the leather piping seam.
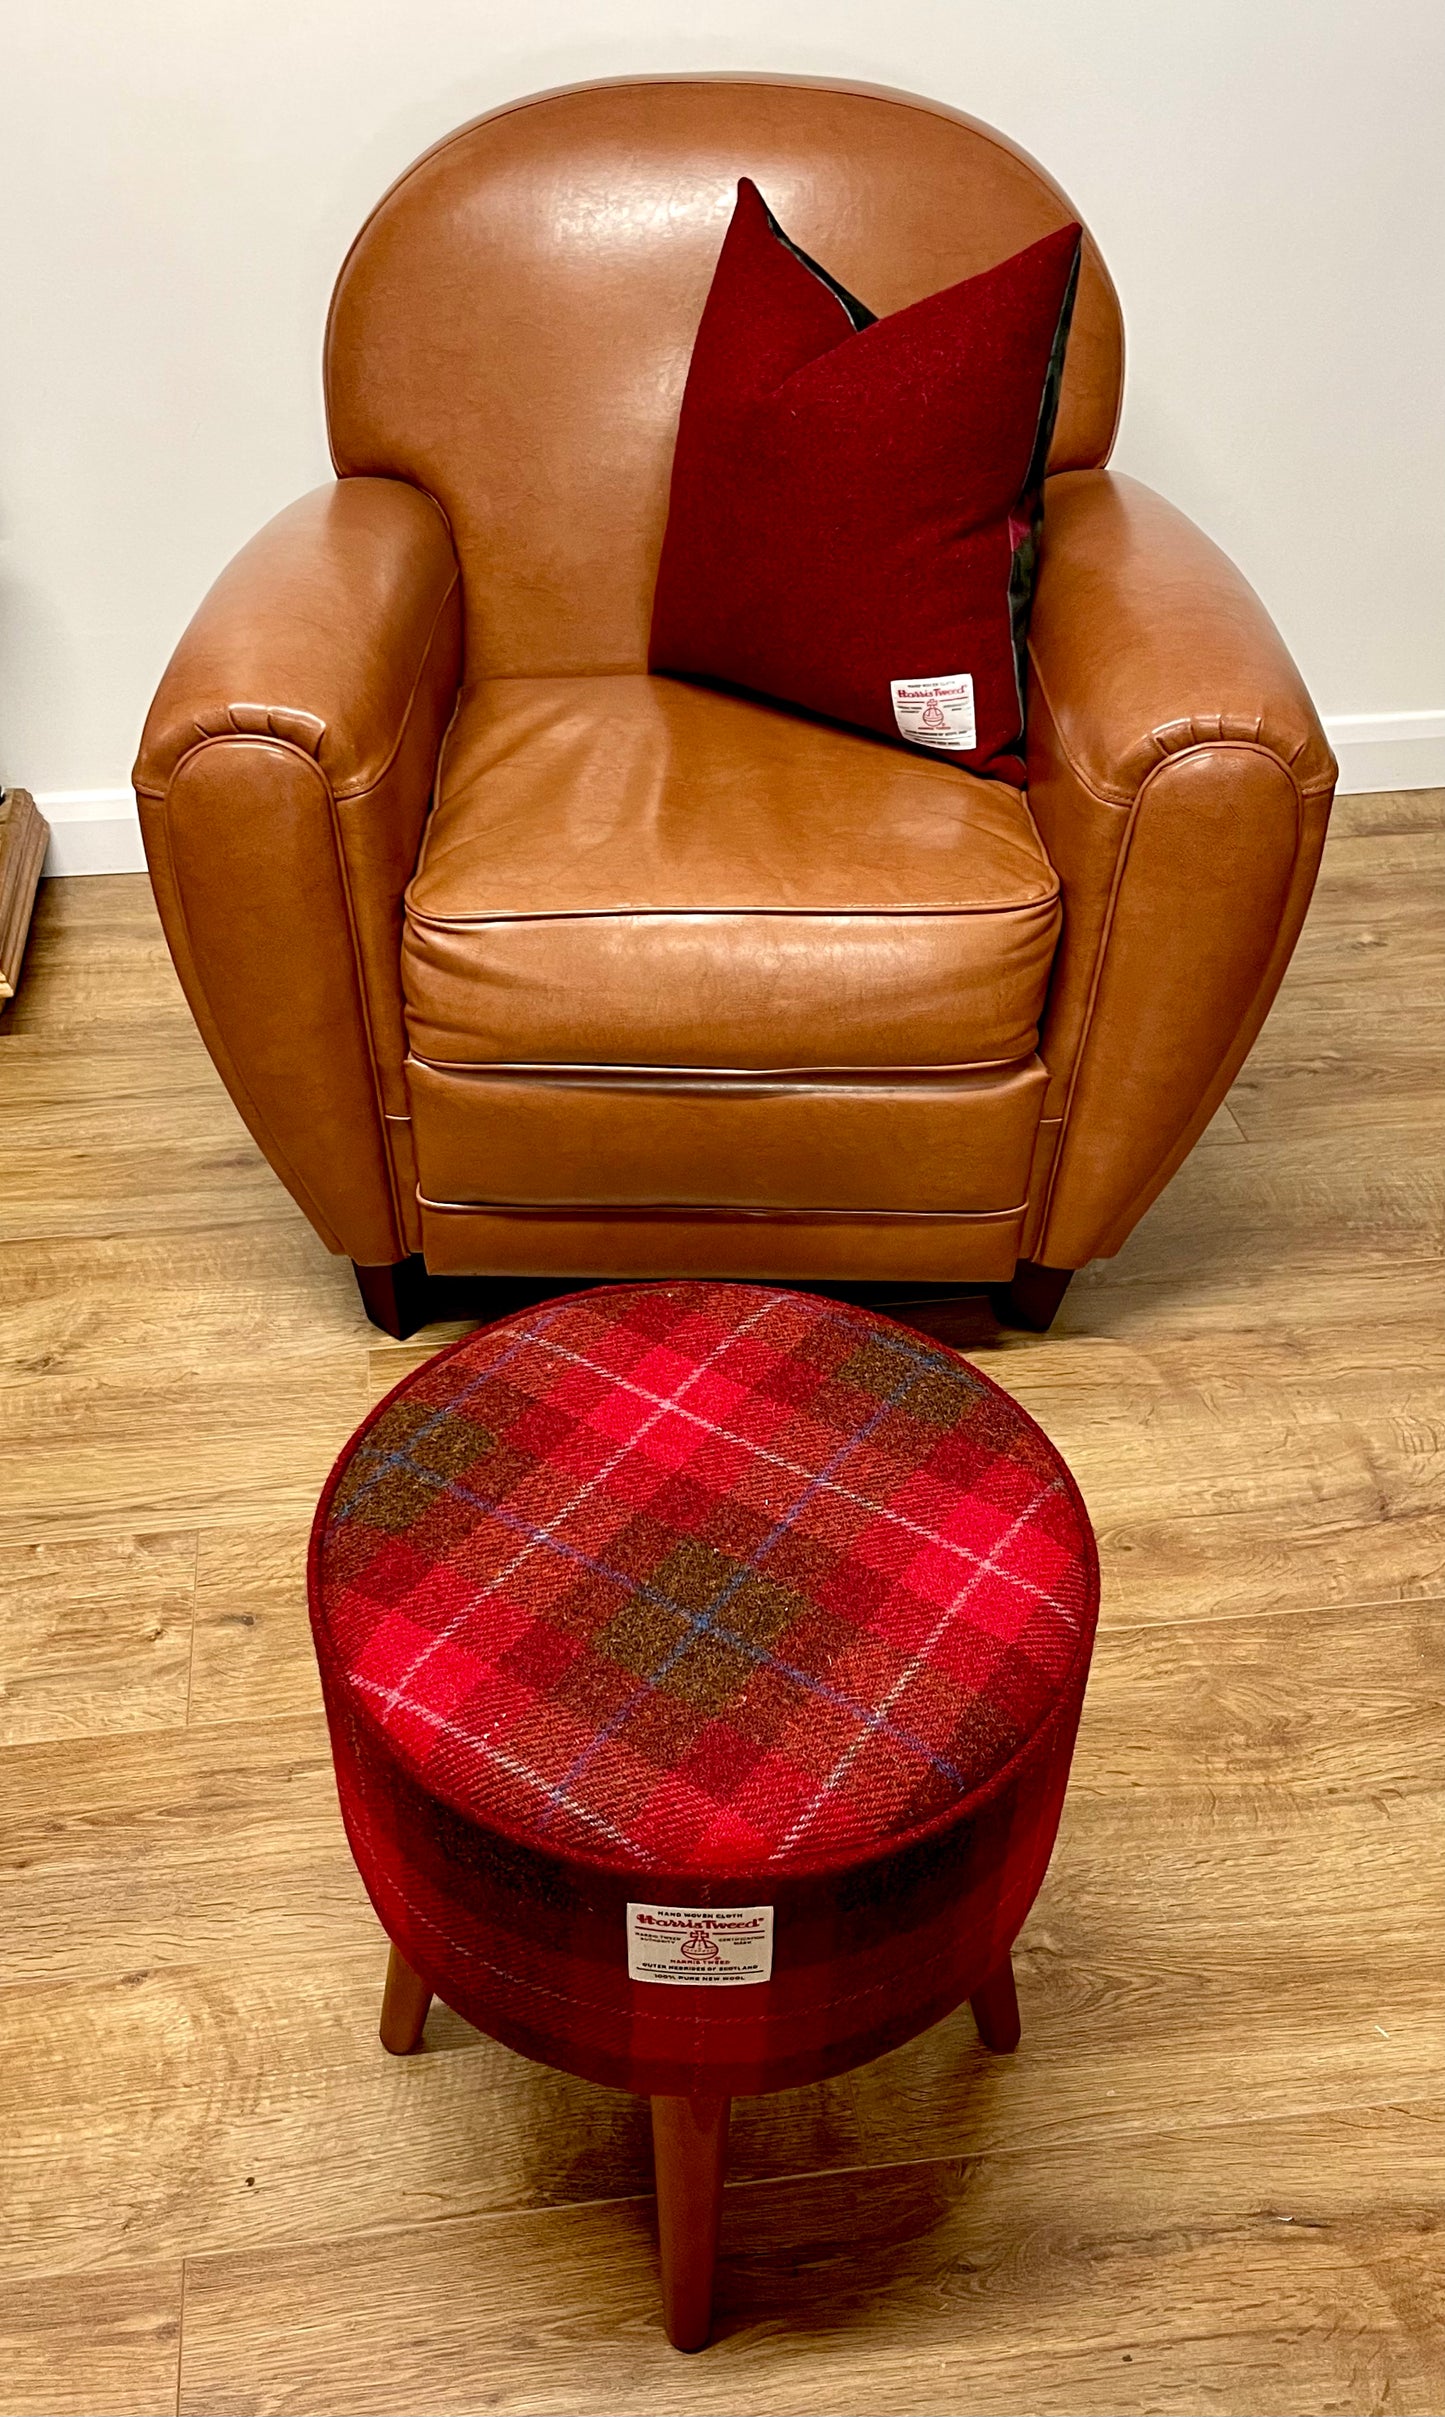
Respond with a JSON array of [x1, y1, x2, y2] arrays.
[[332, 564, 460, 800], [151, 758, 346, 1253], [404, 894, 1060, 928], [1096, 787, 1330, 1253], [1026, 638, 1336, 811], [431, 663, 466, 813], [406, 1052, 1039, 1080], [1035, 737, 1307, 1248], [171, 733, 404, 1254], [326, 567, 462, 1188], [417, 1195, 1027, 1224], [132, 558, 460, 806], [411, 666, 468, 899], [323, 78, 1122, 478], [318, 750, 409, 1248]]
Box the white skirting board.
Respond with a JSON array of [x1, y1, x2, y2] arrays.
[[31, 711, 1445, 876], [1322, 710, 1445, 797], [38, 791, 148, 877]]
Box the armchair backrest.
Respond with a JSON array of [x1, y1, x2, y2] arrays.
[[325, 76, 1123, 682]]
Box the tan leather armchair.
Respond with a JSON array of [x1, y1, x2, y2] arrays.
[[135, 78, 1336, 1338]]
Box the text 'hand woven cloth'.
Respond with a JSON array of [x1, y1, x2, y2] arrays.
[[309, 1282, 1098, 2099]]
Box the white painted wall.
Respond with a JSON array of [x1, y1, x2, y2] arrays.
[[3, 0, 1443, 865]]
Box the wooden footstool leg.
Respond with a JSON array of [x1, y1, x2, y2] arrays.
[[379, 1942, 433, 2055], [970, 1950, 1022, 2052], [650, 2093, 731, 2351]]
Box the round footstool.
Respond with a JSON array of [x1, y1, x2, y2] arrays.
[[309, 1280, 1098, 2348]]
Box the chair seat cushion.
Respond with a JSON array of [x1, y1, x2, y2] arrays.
[[402, 673, 1060, 1072]]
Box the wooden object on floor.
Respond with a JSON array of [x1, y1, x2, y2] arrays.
[[354, 1256, 435, 1340], [991, 1258, 1075, 1331], [969, 1952, 1022, 2053], [0, 788, 48, 1009], [378, 1944, 433, 2055], [355, 1251, 1006, 1344], [354, 1255, 611, 1340], [650, 2094, 731, 2352]]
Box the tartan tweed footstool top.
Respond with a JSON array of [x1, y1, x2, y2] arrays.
[[309, 1279, 1098, 2348]]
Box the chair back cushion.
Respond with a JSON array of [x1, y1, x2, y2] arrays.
[[325, 77, 1123, 682]]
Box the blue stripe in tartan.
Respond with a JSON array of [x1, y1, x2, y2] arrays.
[[532, 1350, 937, 1828], [335, 1290, 974, 1532], [344, 1407, 983, 1799], [335, 1301, 576, 1523], [811, 1307, 974, 1376], [327, 1292, 1008, 1830]]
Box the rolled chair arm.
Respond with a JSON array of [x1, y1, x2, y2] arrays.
[[1022, 470, 1336, 1268], [134, 478, 462, 1264]]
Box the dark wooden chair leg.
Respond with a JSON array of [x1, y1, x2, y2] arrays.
[[650, 2093, 730, 2351], [354, 1255, 439, 1341], [379, 1942, 433, 2054], [991, 1260, 1076, 1333], [970, 1951, 1022, 2053]]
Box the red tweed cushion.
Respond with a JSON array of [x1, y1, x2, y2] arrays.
[[649, 181, 1082, 787], [310, 1283, 1097, 2096], [313, 1283, 1091, 1873]]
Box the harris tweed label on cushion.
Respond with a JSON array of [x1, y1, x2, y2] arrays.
[[312, 1282, 1094, 1878]]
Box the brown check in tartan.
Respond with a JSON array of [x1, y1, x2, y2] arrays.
[[310, 1282, 1097, 2095]]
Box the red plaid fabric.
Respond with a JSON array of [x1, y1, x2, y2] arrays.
[[310, 1283, 1097, 2095]]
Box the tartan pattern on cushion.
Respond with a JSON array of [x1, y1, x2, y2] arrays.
[[312, 1283, 1094, 1877]]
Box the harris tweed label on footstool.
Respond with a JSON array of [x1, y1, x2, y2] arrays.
[[626, 1902, 774, 1984]]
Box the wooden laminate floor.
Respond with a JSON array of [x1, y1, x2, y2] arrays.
[[1, 789, 1442, 2417]]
